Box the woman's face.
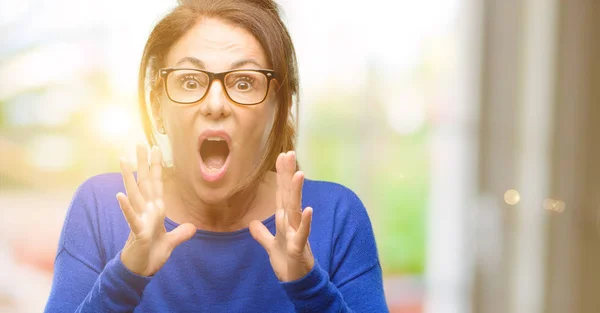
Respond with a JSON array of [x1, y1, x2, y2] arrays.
[[158, 18, 277, 204]]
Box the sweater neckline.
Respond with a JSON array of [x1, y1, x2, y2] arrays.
[[163, 213, 276, 238]]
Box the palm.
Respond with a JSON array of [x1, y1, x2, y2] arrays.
[[117, 144, 196, 276], [250, 151, 314, 282]]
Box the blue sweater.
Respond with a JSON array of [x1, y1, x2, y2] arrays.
[[44, 173, 388, 312]]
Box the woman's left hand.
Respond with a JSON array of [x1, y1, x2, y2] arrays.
[[250, 151, 315, 282]]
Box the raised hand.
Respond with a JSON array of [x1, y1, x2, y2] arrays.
[[117, 144, 196, 276], [249, 151, 315, 282]]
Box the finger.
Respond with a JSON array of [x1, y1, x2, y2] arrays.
[[150, 146, 163, 200], [293, 207, 313, 249], [275, 153, 285, 209], [278, 152, 293, 212], [287, 171, 304, 229], [284, 151, 297, 184], [148, 202, 168, 238], [116, 192, 142, 234], [155, 198, 166, 220], [249, 220, 274, 253], [167, 223, 196, 249], [120, 157, 145, 212], [286, 151, 297, 172], [284, 207, 292, 237], [274, 208, 286, 241], [136, 144, 152, 200], [283, 152, 296, 207]]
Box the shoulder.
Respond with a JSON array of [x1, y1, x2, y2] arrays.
[[65, 171, 125, 215], [66, 172, 123, 213], [76, 172, 126, 196], [302, 179, 363, 207], [302, 178, 371, 227], [57, 172, 126, 268], [303, 179, 364, 210], [66, 172, 127, 231], [64, 172, 125, 218]]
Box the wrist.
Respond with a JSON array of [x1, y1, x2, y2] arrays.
[[280, 258, 327, 293], [121, 244, 153, 277], [282, 255, 315, 282]]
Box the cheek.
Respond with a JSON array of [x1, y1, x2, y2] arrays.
[[260, 102, 276, 142], [261, 90, 278, 135], [162, 106, 196, 150], [240, 101, 276, 154]]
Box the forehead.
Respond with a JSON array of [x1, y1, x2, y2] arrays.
[[165, 17, 269, 70]]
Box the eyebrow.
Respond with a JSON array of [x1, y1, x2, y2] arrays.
[[229, 59, 263, 69], [175, 57, 205, 69], [173, 57, 264, 70]]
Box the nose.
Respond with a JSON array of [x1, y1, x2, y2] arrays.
[[199, 79, 232, 119]]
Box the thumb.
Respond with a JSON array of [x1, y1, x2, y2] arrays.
[[249, 220, 274, 253], [167, 223, 196, 248]]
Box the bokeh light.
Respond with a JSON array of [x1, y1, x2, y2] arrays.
[[543, 198, 566, 213], [93, 105, 135, 143], [504, 189, 521, 206]]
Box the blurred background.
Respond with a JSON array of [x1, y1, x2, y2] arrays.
[[1, 0, 599, 312]]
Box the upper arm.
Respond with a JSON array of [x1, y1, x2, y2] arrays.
[[45, 248, 102, 312], [330, 187, 388, 310], [45, 178, 107, 310], [57, 178, 106, 269]]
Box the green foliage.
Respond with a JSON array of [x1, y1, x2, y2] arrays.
[[303, 93, 429, 275]]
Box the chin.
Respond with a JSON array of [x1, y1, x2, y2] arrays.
[[192, 175, 233, 204]]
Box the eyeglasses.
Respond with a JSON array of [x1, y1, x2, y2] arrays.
[[158, 68, 278, 106]]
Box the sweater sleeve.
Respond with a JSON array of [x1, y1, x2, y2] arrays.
[[280, 187, 389, 312], [44, 178, 151, 312]]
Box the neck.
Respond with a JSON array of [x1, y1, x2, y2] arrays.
[[163, 171, 277, 232]]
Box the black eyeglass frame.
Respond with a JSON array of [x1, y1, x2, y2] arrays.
[[157, 68, 278, 106]]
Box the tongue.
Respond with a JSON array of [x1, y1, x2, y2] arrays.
[[204, 155, 226, 169], [201, 141, 229, 170]]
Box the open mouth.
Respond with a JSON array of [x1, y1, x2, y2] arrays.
[[199, 137, 230, 172], [197, 131, 232, 183]]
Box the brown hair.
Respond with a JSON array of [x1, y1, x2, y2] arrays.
[[137, 0, 299, 195]]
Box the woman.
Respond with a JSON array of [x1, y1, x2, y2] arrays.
[[44, 0, 388, 312]]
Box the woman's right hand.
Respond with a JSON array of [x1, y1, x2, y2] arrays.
[[116, 144, 197, 276]]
